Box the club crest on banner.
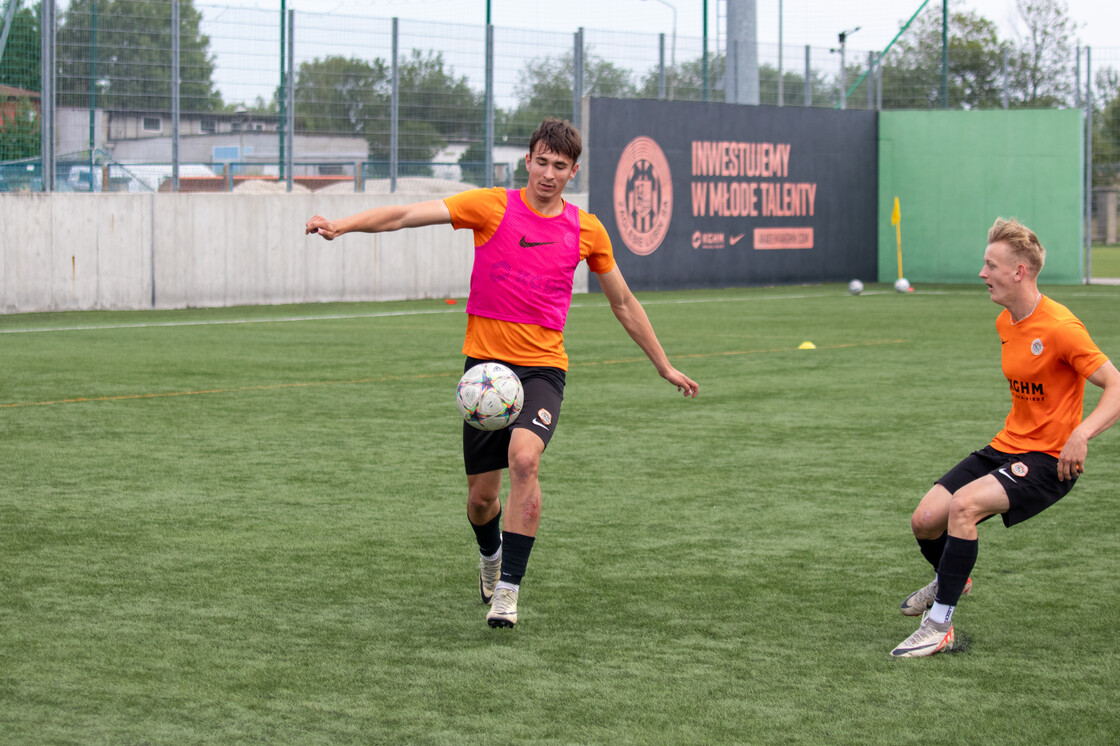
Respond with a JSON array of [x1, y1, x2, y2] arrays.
[[613, 136, 673, 256]]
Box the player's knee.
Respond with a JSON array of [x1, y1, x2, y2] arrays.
[[910, 507, 943, 538], [947, 494, 985, 527], [507, 448, 540, 482], [467, 484, 500, 512]]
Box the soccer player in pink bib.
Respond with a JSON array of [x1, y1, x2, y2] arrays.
[[306, 118, 699, 628]]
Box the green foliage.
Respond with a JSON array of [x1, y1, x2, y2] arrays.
[[1092, 70, 1120, 186], [502, 48, 636, 145], [55, 0, 222, 113], [2, 285, 1120, 742], [0, 97, 40, 160], [1009, 0, 1078, 107], [295, 50, 480, 166], [0, 4, 39, 91], [637, 53, 727, 102], [879, 5, 1005, 110]]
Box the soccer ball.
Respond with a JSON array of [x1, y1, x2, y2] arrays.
[[894, 277, 911, 293], [848, 279, 864, 295], [456, 362, 524, 431]]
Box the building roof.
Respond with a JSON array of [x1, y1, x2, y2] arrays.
[[0, 84, 41, 100]]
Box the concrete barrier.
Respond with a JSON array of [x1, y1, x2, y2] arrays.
[[0, 191, 591, 314]]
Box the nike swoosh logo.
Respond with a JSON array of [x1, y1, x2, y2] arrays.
[[520, 236, 556, 248], [729, 233, 745, 245], [532, 418, 549, 430], [997, 467, 1018, 483], [1001, 340, 1008, 345]]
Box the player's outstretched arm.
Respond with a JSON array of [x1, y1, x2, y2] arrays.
[[305, 199, 452, 240], [1057, 360, 1120, 481], [597, 267, 699, 398]]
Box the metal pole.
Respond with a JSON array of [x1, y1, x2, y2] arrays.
[[658, 33, 666, 100], [867, 51, 874, 109], [876, 53, 882, 110], [1074, 45, 1080, 108], [804, 44, 810, 107], [777, 0, 783, 106], [40, 0, 54, 191], [572, 27, 583, 192], [839, 35, 846, 110], [572, 28, 583, 128], [390, 17, 398, 193], [285, 9, 294, 192], [484, 23, 493, 188], [89, 0, 97, 191], [0, 0, 21, 63], [172, 0, 180, 192], [1008, 44, 1016, 109], [702, 0, 708, 101], [941, 0, 948, 109], [1085, 47, 1092, 284], [279, 0, 285, 181]]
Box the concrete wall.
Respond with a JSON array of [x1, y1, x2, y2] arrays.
[[0, 192, 592, 314]]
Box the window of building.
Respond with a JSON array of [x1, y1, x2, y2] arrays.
[[142, 116, 161, 133]]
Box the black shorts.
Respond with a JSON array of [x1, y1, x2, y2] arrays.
[[936, 445, 1077, 527], [462, 357, 566, 476]]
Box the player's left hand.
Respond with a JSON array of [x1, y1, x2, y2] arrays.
[[664, 368, 699, 398]]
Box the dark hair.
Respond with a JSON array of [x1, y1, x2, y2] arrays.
[[528, 118, 582, 163]]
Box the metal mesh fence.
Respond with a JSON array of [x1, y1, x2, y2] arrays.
[[0, 0, 1117, 239]]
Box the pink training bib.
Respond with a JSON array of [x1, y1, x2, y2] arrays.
[[466, 189, 582, 332]]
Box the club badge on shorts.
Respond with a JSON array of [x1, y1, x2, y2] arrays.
[[1011, 462, 1028, 477]]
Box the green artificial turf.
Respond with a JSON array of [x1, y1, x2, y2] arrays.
[[2, 284, 1119, 744]]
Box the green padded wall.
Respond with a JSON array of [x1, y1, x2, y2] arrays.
[[878, 109, 1083, 284]]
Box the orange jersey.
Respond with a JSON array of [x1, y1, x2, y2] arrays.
[[443, 187, 615, 370], [990, 295, 1110, 457]]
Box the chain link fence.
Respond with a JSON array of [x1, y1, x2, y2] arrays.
[[1, 1, 1118, 272]]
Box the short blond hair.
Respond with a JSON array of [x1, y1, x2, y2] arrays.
[[988, 217, 1045, 273]]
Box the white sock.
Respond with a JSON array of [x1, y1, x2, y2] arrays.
[[481, 548, 500, 562], [929, 601, 954, 625], [495, 580, 519, 593]]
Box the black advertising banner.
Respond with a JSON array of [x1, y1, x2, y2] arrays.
[[588, 98, 878, 291]]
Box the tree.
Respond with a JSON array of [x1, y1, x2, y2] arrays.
[[397, 50, 482, 143], [0, 97, 40, 160], [637, 54, 726, 102], [878, 3, 1005, 110], [56, 0, 222, 113], [1093, 69, 1120, 186], [502, 48, 637, 144], [294, 50, 481, 170], [1009, 0, 1078, 107], [0, 3, 40, 92]]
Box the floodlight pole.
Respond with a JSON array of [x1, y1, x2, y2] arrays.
[[834, 26, 859, 110]]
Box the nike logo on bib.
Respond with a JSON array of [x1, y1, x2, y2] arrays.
[[519, 236, 556, 248]]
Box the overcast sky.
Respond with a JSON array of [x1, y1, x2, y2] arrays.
[[260, 0, 1118, 56]]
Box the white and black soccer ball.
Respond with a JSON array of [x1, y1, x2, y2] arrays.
[[894, 277, 911, 293], [848, 279, 864, 295], [456, 362, 524, 431]]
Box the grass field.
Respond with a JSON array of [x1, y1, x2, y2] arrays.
[[2, 283, 1119, 744]]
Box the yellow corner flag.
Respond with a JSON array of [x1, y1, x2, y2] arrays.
[[891, 197, 903, 279]]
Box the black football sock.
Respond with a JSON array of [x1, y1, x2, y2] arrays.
[[917, 531, 948, 572], [469, 508, 502, 558], [498, 531, 535, 585], [935, 536, 978, 606]]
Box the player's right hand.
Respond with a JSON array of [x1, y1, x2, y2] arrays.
[[305, 215, 338, 240]]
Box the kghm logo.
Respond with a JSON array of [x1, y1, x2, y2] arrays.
[[613, 136, 673, 256]]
